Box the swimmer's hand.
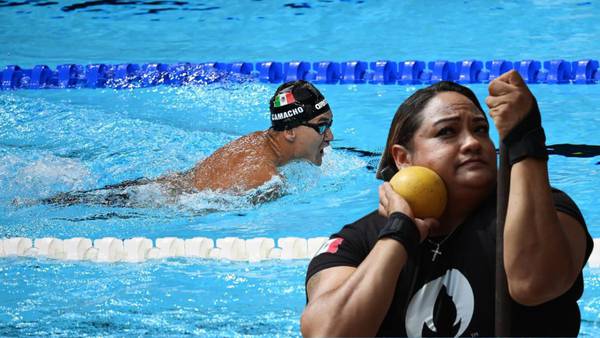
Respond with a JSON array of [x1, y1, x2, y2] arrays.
[[249, 182, 285, 204], [378, 182, 436, 242], [485, 69, 536, 140]]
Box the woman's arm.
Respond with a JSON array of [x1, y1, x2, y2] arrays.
[[301, 239, 409, 337], [301, 183, 431, 337], [486, 70, 588, 306], [504, 158, 586, 305]]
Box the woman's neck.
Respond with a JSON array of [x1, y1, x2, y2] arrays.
[[431, 186, 493, 236]]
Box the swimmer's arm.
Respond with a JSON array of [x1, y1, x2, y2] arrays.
[[300, 239, 407, 337], [504, 158, 587, 306], [149, 170, 196, 194], [234, 165, 279, 192], [248, 176, 285, 204]]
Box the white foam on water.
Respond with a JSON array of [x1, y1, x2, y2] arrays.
[[17, 155, 95, 189], [279, 161, 321, 194], [106, 181, 175, 208], [3, 154, 96, 203], [320, 147, 368, 177], [175, 175, 284, 212]]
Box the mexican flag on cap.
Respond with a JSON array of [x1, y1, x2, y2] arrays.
[[274, 91, 296, 107]]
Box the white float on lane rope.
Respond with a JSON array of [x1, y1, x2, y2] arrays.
[[5, 235, 598, 266]]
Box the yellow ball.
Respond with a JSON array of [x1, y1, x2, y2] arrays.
[[389, 166, 447, 219]]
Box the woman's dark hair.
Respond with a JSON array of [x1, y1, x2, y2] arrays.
[[376, 81, 486, 181]]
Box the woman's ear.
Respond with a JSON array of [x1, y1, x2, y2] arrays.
[[283, 128, 296, 142], [391, 144, 412, 169]]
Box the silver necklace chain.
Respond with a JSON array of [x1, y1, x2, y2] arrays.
[[426, 224, 461, 262]]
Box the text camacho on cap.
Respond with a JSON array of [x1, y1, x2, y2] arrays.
[[270, 80, 331, 131]]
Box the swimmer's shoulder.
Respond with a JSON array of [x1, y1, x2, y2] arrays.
[[210, 131, 267, 155], [232, 130, 269, 147], [198, 131, 267, 163], [192, 131, 277, 191]]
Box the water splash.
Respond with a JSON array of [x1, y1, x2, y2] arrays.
[[320, 147, 368, 177], [2, 153, 97, 202]]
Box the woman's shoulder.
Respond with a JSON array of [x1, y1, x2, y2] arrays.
[[330, 211, 388, 247], [346, 210, 388, 231], [550, 187, 586, 225]]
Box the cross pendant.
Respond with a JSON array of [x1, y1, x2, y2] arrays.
[[431, 244, 442, 262]]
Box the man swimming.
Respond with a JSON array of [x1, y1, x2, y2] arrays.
[[188, 80, 334, 192], [39, 80, 334, 206]]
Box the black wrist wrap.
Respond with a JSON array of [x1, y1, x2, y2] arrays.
[[502, 99, 549, 165], [378, 212, 420, 258]]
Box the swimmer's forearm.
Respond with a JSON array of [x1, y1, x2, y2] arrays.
[[504, 158, 577, 305], [301, 239, 407, 337]]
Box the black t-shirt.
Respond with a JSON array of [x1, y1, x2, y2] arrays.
[[306, 188, 593, 337]]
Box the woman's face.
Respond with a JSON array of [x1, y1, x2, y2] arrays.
[[400, 91, 497, 194]]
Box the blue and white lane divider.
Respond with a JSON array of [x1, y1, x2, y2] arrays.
[[1, 59, 599, 90], [2, 237, 600, 267], [0, 237, 330, 263]]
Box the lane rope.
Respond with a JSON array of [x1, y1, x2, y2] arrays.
[[2, 236, 600, 266], [0, 236, 329, 263], [1, 59, 598, 90]]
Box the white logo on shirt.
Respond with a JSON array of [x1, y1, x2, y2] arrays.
[[405, 268, 474, 337]]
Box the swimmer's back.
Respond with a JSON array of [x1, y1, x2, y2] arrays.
[[192, 131, 278, 192]]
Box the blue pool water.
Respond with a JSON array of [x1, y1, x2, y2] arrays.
[[1, 1, 599, 336]]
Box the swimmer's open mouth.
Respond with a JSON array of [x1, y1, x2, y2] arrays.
[[319, 143, 329, 154]]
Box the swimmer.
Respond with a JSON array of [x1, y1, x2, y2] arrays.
[[38, 80, 334, 207], [186, 80, 334, 193]]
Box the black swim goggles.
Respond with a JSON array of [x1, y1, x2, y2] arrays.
[[301, 119, 333, 135]]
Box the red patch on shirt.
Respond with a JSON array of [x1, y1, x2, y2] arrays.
[[315, 237, 345, 257], [326, 238, 344, 254]]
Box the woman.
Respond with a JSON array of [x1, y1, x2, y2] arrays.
[[301, 70, 592, 337]]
